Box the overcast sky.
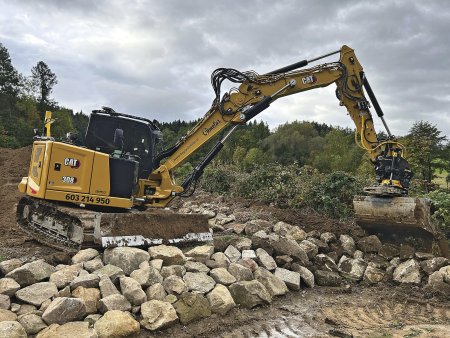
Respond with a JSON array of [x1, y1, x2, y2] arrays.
[[1, 0, 449, 137]]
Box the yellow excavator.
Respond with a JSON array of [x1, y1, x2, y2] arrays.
[[16, 45, 448, 256]]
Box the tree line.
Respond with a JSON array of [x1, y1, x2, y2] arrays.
[[1, 41, 449, 190]]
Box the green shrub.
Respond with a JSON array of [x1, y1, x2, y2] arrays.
[[200, 163, 367, 220], [424, 189, 450, 236]]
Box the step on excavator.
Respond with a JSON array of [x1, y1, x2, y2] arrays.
[[17, 45, 449, 256]]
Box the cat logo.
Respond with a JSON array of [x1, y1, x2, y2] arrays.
[[301, 75, 317, 85], [64, 158, 80, 168]]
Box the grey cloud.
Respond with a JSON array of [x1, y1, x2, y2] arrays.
[[0, 0, 449, 136]]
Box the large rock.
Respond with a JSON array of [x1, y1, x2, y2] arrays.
[[119, 276, 147, 306], [98, 294, 131, 313], [98, 275, 120, 298], [363, 264, 385, 284], [36, 321, 96, 338], [273, 221, 306, 241], [255, 248, 276, 271], [234, 238, 253, 251], [0, 259, 22, 275], [0, 309, 16, 321], [185, 245, 214, 263], [440, 265, 450, 283], [140, 300, 178, 331], [42, 297, 86, 325], [0, 278, 20, 297], [228, 263, 253, 281], [70, 274, 99, 290], [15, 282, 58, 307], [274, 267, 300, 291], [71, 248, 99, 264], [185, 261, 210, 273], [399, 245, 416, 260], [320, 232, 336, 244], [229, 280, 271, 309], [393, 259, 421, 284], [314, 254, 338, 272], [72, 287, 101, 314], [173, 292, 211, 325], [237, 258, 258, 272], [209, 268, 236, 286], [356, 235, 382, 253], [379, 244, 400, 260], [224, 245, 241, 263], [162, 275, 187, 295], [49, 264, 82, 289], [145, 283, 167, 301], [338, 257, 367, 281], [83, 258, 104, 273], [254, 268, 288, 296], [94, 310, 140, 338], [0, 321, 27, 338], [339, 235, 356, 255], [103, 247, 150, 275], [420, 258, 449, 275], [17, 313, 47, 335], [299, 240, 319, 259], [207, 284, 236, 315], [206, 252, 230, 269], [148, 245, 186, 266], [251, 231, 274, 255], [314, 270, 342, 286], [93, 265, 124, 283], [244, 219, 272, 236], [183, 272, 216, 294], [130, 266, 163, 287], [6, 260, 55, 287], [270, 237, 309, 265], [291, 264, 315, 288], [160, 265, 186, 278], [16, 304, 37, 316], [0, 295, 9, 310]]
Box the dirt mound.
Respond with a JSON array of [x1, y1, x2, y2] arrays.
[[0, 146, 58, 259]]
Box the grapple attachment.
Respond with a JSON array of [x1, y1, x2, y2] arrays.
[[353, 196, 449, 257]]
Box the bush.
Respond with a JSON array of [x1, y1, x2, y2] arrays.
[[425, 190, 450, 236], [200, 163, 367, 220]]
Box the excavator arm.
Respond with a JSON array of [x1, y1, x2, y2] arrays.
[[142, 45, 411, 206]]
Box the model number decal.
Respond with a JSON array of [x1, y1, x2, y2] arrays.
[[62, 176, 77, 184], [65, 194, 110, 205]]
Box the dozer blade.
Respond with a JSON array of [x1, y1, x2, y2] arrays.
[[17, 197, 212, 252], [353, 196, 449, 257]]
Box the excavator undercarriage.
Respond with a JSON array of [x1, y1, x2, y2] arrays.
[[17, 196, 211, 252]]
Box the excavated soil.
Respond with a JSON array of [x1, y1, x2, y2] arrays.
[[0, 146, 59, 259], [1, 146, 450, 337]]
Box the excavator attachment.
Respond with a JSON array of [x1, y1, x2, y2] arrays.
[[17, 197, 212, 253], [354, 196, 449, 257]]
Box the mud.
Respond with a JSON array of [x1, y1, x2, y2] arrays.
[[147, 285, 450, 338], [103, 210, 209, 240]]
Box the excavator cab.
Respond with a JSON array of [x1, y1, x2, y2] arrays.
[[85, 107, 161, 179]]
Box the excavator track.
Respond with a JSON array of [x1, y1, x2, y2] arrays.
[[16, 196, 212, 252], [16, 197, 100, 253]]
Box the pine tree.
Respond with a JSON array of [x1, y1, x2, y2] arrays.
[[31, 61, 58, 115]]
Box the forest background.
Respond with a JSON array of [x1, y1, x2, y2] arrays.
[[1, 42, 449, 236]]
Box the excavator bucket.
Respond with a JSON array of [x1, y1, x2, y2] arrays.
[[17, 197, 212, 253], [353, 196, 449, 257]]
